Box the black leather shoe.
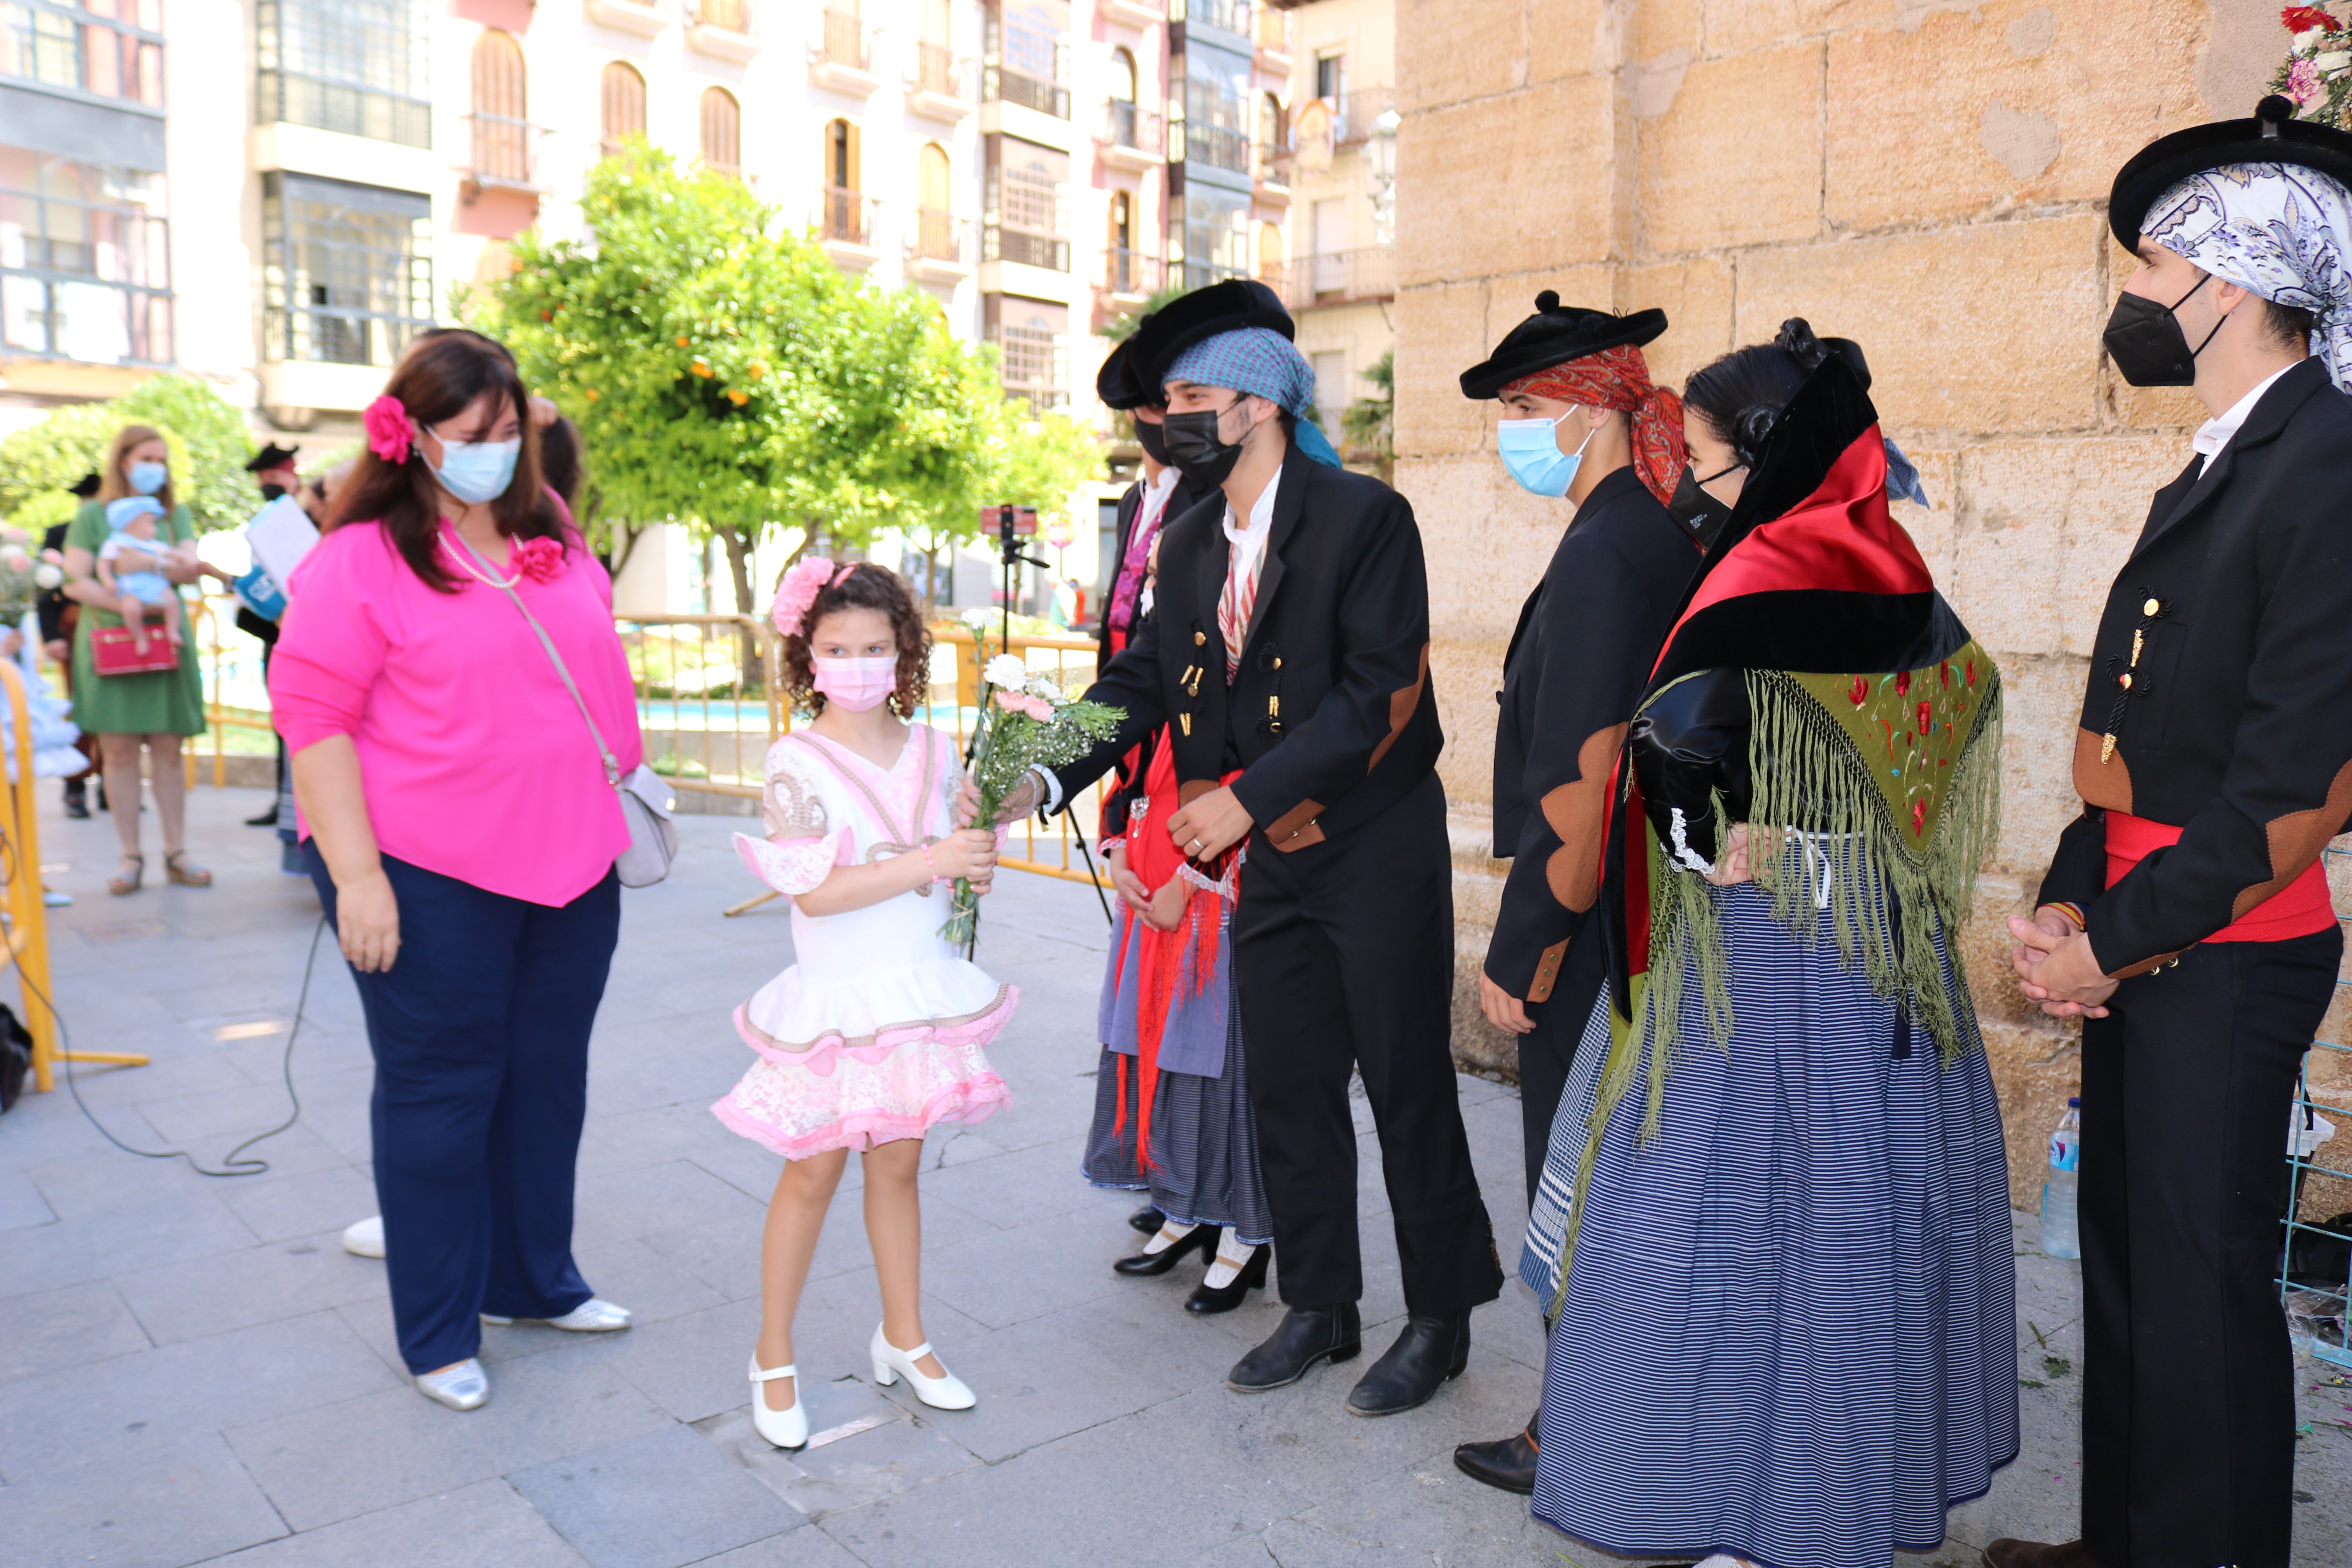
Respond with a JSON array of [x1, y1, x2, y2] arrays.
[[1127, 1204, 1165, 1234], [244, 805, 279, 828], [1227, 1303, 1361, 1392], [1113, 1222, 1216, 1276], [1183, 1243, 1268, 1314], [1453, 1403, 1540, 1493], [1347, 1313, 1472, 1416], [61, 782, 87, 819]]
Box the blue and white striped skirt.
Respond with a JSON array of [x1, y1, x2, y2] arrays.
[[1522, 881, 2016, 1568]]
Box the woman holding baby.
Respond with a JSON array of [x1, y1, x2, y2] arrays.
[[62, 423, 218, 895]]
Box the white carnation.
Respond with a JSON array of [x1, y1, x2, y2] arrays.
[[1025, 673, 1066, 702], [982, 653, 1029, 688]]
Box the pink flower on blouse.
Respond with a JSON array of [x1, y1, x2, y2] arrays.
[[510, 535, 566, 584], [363, 395, 412, 464]]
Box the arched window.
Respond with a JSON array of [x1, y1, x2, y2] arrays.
[[601, 61, 645, 157], [1258, 221, 1285, 286], [919, 142, 951, 212], [1109, 46, 1136, 104], [825, 118, 859, 193], [1110, 190, 1132, 252], [1109, 189, 1138, 291], [470, 31, 528, 184], [918, 142, 953, 260], [701, 86, 740, 176], [1260, 91, 1285, 162]]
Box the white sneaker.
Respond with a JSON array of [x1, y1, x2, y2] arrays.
[[483, 1298, 633, 1332], [414, 1358, 488, 1411], [869, 1322, 975, 1410], [748, 1355, 808, 1449], [341, 1216, 386, 1259]]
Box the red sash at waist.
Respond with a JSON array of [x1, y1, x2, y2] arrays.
[[2103, 811, 2336, 943]]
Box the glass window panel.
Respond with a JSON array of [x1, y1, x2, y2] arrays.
[[0, 151, 170, 364], [257, 0, 431, 148], [263, 172, 432, 367]]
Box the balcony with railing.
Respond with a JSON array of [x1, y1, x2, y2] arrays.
[[817, 186, 879, 267], [1274, 246, 1394, 308], [984, 63, 1068, 118], [984, 224, 1069, 272], [1097, 247, 1162, 307], [688, 0, 759, 60], [810, 8, 880, 93], [1101, 0, 1166, 27], [907, 209, 977, 283], [1332, 87, 1395, 145], [1096, 101, 1164, 172], [1255, 135, 1291, 201], [985, 16, 1069, 120], [1254, 5, 1291, 71], [463, 113, 549, 193], [1176, 0, 1249, 40], [908, 41, 976, 119], [1177, 118, 1250, 175]]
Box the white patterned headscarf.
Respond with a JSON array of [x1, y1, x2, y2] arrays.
[[2142, 161, 2352, 390]]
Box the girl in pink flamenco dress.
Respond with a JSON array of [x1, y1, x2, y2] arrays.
[[712, 561, 1014, 1450]]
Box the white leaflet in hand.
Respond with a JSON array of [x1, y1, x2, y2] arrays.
[[244, 494, 319, 589]]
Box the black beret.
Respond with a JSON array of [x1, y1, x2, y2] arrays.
[[1459, 292, 1669, 400], [68, 471, 101, 498], [245, 442, 301, 472], [1096, 336, 1151, 411], [1137, 278, 1294, 388], [2111, 95, 2352, 250]]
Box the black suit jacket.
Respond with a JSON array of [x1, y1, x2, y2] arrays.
[[1057, 448, 1442, 853], [1486, 467, 1701, 1000], [2039, 356, 2352, 973]]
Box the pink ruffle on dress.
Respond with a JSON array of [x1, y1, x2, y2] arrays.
[[711, 724, 1016, 1160]]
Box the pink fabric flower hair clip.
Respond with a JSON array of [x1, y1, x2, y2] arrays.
[[363, 394, 412, 464], [510, 536, 566, 584], [772, 558, 856, 638]]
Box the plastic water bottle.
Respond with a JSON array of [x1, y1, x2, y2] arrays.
[[2042, 1097, 2082, 1260]]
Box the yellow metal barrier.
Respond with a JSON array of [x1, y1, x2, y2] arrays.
[[616, 613, 784, 801], [1, 660, 147, 1091]]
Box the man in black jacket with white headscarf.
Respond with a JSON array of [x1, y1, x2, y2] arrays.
[[1998, 97, 2352, 1568]]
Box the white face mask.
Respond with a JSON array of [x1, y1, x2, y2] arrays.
[[427, 425, 521, 505]]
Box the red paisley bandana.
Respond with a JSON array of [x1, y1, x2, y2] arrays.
[[1503, 344, 1688, 506]]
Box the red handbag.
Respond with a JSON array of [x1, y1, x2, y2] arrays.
[[90, 626, 183, 675]]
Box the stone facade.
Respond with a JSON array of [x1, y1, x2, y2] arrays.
[[1396, 0, 2298, 1207]]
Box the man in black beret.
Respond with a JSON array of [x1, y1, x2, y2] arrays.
[[1999, 97, 2352, 1568], [1446, 295, 1708, 1493]]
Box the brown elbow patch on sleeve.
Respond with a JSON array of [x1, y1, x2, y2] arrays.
[[1367, 643, 1430, 774], [2072, 726, 2133, 813], [1525, 940, 1569, 1003], [1539, 724, 1629, 915], [2235, 756, 2352, 919]]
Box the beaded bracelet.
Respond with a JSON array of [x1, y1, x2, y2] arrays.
[[920, 843, 938, 883]]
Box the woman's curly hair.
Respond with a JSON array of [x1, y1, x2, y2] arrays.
[[779, 561, 933, 720]]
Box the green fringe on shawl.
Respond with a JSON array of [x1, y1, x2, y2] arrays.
[[1544, 648, 2002, 1319]]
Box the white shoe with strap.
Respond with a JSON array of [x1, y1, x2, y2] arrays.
[[869, 1322, 975, 1410], [481, 1298, 633, 1330], [748, 1355, 808, 1449]]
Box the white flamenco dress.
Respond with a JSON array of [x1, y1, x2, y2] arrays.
[[710, 724, 1016, 1160]]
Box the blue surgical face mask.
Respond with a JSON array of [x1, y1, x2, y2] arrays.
[[427, 426, 521, 505], [128, 461, 168, 495], [1496, 416, 1595, 498]]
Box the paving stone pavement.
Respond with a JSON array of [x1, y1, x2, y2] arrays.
[[1, 784, 2347, 1567]]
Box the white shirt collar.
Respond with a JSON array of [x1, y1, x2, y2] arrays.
[[1220, 464, 1281, 568], [2191, 361, 2300, 467], [1142, 463, 1180, 501]]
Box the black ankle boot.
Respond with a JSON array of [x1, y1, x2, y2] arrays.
[[1183, 1243, 1268, 1314], [1226, 1302, 1361, 1392], [1453, 1402, 1540, 1493], [1127, 1203, 1165, 1235], [1346, 1312, 1471, 1416], [1112, 1222, 1215, 1276], [62, 779, 87, 819]]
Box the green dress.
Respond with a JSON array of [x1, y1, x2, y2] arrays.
[[66, 498, 205, 737]]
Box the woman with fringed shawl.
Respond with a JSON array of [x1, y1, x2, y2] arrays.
[[1518, 323, 2016, 1568]]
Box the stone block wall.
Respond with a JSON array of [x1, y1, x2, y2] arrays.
[[1395, 0, 2293, 1208]]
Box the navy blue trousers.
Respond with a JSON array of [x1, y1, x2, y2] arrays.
[[310, 847, 621, 1373]]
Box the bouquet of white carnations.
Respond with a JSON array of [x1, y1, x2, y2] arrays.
[[942, 653, 1124, 946]]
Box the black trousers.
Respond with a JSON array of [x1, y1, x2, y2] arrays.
[[1514, 919, 1601, 1205], [311, 847, 621, 1373], [1233, 772, 1503, 1317], [2078, 926, 2339, 1568]]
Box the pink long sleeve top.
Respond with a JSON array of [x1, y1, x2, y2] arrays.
[[269, 517, 644, 907]]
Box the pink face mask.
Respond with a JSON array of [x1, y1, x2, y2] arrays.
[[812, 655, 898, 712]]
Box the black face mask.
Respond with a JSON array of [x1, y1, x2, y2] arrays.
[[2102, 272, 2221, 387], [1667, 465, 1740, 549], [1161, 401, 1247, 485], [1133, 415, 1170, 466], [259, 482, 289, 501]]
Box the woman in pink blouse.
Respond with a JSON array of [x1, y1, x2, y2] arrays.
[[270, 331, 643, 1413]]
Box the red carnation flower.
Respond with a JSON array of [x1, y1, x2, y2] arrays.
[[2284, 6, 2339, 38]]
